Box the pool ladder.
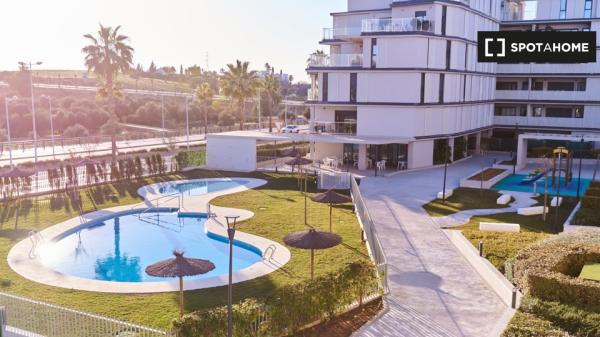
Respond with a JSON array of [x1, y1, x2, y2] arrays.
[[263, 244, 277, 261], [137, 194, 182, 219], [28, 230, 44, 259]]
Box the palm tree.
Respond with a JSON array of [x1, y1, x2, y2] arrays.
[[307, 50, 326, 65], [82, 24, 133, 160], [195, 83, 214, 136], [82, 24, 134, 99], [220, 60, 261, 130], [262, 69, 281, 133]]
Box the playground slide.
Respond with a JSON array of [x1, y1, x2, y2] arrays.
[[520, 170, 547, 185]]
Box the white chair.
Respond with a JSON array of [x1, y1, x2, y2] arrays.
[[397, 161, 407, 170]]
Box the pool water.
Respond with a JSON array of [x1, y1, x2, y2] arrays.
[[158, 180, 245, 196], [492, 174, 591, 197], [39, 212, 262, 282]]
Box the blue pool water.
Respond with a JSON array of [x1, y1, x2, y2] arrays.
[[39, 211, 262, 282], [157, 179, 246, 196], [492, 174, 591, 197]]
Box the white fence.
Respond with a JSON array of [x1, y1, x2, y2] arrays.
[[0, 292, 174, 337], [317, 171, 352, 190], [350, 177, 389, 293]]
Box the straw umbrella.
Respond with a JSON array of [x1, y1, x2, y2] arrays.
[[285, 156, 313, 225], [146, 251, 215, 317], [281, 147, 301, 158], [311, 189, 352, 232], [0, 166, 35, 196], [284, 229, 342, 279]]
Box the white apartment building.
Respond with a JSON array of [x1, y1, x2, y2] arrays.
[[306, 0, 600, 170]]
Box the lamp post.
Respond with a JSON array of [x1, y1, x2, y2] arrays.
[[40, 95, 56, 160], [225, 215, 239, 337], [185, 95, 190, 150], [442, 143, 449, 202], [577, 136, 585, 200], [3, 96, 18, 167], [513, 123, 519, 175], [23, 61, 43, 164]]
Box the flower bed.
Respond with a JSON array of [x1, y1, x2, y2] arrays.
[[460, 168, 510, 189]]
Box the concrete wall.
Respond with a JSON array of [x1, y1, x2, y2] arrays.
[[408, 140, 434, 168], [313, 143, 344, 160], [206, 136, 257, 172]]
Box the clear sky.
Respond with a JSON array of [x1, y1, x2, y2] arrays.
[[0, 0, 347, 82]]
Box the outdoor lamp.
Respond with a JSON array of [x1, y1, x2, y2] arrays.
[[225, 215, 240, 337]]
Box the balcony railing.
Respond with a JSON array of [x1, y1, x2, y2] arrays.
[[307, 88, 318, 101], [362, 17, 434, 33], [322, 27, 362, 40], [307, 54, 363, 68], [311, 121, 357, 135]]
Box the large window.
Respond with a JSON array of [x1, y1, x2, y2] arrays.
[[371, 38, 378, 68], [446, 40, 451, 70], [494, 105, 527, 116], [420, 73, 425, 104], [497, 81, 518, 90], [439, 74, 445, 103], [322, 73, 328, 101], [441, 6, 447, 35], [546, 107, 573, 118], [350, 73, 357, 103], [559, 0, 567, 19], [547, 82, 574, 91], [585, 0, 593, 18]]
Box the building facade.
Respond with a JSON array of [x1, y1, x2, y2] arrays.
[[307, 0, 600, 170]]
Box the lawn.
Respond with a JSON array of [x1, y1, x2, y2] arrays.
[[580, 263, 600, 282], [0, 170, 367, 330], [423, 187, 508, 217]]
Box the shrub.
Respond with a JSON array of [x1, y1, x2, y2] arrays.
[[502, 311, 569, 337], [513, 230, 600, 308], [175, 151, 206, 169], [173, 260, 377, 337], [63, 123, 89, 138], [585, 187, 600, 197], [572, 207, 600, 227], [520, 297, 600, 337], [581, 195, 600, 209]]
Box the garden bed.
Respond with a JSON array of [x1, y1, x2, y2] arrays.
[[571, 181, 600, 227], [460, 168, 510, 189], [423, 188, 509, 217]]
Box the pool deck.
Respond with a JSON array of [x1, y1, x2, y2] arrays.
[[7, 177, 292, 293]]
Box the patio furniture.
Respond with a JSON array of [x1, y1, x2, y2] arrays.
[[517, 206, 546, 216], [397, 161, 407, 170], [479, 222, 520, 233], [496, 194, 512, 205]]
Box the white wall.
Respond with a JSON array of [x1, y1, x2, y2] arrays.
[[314, 143, 343, 160], [206, 136, 256, 172], [357, 72, 421, 103], [408, 140, 434, 168], [347, 0, 391, 11]]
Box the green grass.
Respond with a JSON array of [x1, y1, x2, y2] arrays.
[[0, 170, 367, 329], [458, 196, 577, 273], [423, 187, 508, 217], [580, 263, 600, 282]]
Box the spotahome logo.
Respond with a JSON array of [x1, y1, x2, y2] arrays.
[[478, 31, 596, 63]]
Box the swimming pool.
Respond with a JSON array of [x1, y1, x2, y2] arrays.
[[39, 210, 262, 282], [154, 179, 251, 197], [492, 174, 591, 197]]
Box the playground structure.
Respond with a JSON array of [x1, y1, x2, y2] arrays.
[[550, 147, 573, 188]]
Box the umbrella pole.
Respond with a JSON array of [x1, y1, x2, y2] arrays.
[[311, 249, 314, 280], [304, 169, 307, 226], [179, 275, 184, 318], [329, 204, 332, 232]]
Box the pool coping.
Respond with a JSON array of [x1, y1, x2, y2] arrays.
[[7, 177, 292, 293]]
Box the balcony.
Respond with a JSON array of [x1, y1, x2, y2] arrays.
[[322, 27, 361, 40], [493, 115, 587, 129], [307, 53, 363, 68], [307, 88, 318, 101], [495, 90, 591, 101], [361, 17, 434, 34], [311, 121, 357, 135]]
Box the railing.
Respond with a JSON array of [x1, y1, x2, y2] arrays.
[[311, 121, 357, 135], [137, 193, 182, 218], [322, 26, 361, 40], [362, 17, 434, 33], [306, 88, 318, 101], [0, 291, 175, 337], [351, 177, 389, 294], [307, 53, 363, 67]]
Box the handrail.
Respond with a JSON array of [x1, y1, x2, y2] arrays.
[[263, 244, 277, 261], [137, 193, 182, 218]]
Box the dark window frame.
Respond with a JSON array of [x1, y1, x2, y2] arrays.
[[420, 73, 426, 104], [370, 38, 378, 69], [322, 73, 328, 101], [441, 6, 447, 35], [439, 73, 445, 103], [446, 40, 451, 70], [350, 73, 357, 103], [584, 0, 593, 18], [559, 0, 567, 19]]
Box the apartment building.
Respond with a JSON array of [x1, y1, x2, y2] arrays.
[[307, 0, 600, 170]]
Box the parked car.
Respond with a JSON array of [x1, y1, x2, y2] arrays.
[[281, 125, 300, 133]]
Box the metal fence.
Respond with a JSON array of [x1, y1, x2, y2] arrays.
[[350, 177, 389, 293], [0, 291, 174, 337]]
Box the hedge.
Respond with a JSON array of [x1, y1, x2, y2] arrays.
[[581, 195, 600, 209], [572, 207, 600, 227], [519, 297, 600, 337], [585, 187, 600, 197], [172, 260, 377, 337], [175, 150, 206, 169], [513, 230, 600, 308], [501, 311, 569, 337]]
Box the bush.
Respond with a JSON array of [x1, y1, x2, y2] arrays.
[[63, 123, 89, 138], [173, 260, 377, 337], [572, 207, 600, 227], [502, 311, 569, 337], [514, 230, 600, 308], [175, 150, 206, 169], [581, 195, 600, 209], [520, 297, 600, 337], [585, 187, 600, 197]]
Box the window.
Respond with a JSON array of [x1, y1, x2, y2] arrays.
[[497, 81, 518, 90], [322, 73, 328, 101], [446, 40, 451, 70], [439, 74, 445, 103], [546, 107, 573, 118], [585, 0, 593, 18], [350, 73, 357, 103], [532, 80, 544, 91], [577, 80, 587, 91], [415, 10, 426, 18], [522, 81, 529, 90], [574, 107, 584, 118], [464, 44, 469, 70], [559, 0, 567, 19], [494, 105, 527, 116], [420, 73, 425, 104], [463, 75, 467, 101], [371, 38, 378, 68], [547, 82, 574, 91], [533, 106, 543, 117], [441, 6, 447, 35]]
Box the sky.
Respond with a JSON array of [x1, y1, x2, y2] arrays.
[[0, 0, 346, 82]]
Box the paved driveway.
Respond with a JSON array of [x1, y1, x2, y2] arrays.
[[355, 156, 513, 337]]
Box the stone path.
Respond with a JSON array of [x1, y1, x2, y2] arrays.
[[354, 156, 514, 337]]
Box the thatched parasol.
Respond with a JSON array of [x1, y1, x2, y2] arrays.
[[281, 148, 301, 158], [0, 166, 35, 178], [283, 229, 342, 279], [311, 190, 352, 232], [73, 158, 100, 167], [146, 251, 215, 317]]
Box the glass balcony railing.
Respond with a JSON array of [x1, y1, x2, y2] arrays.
[[322, 27, 362, 40], [311, 121, 357, 135], [307, 53, 363, 67], [306, 88, 318, 101], [361, 17, 434, 33]]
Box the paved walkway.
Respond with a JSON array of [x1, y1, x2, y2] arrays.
[[355, 156, 513, 337]]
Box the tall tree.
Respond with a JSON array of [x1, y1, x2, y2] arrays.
[[262, 68, 281, 133], [220, 60, 261, 130], [195, 83, 214, 136], [82, 24, 134, 99]]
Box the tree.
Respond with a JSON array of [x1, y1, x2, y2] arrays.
[[307, 50, 326, 65], [195, 83, 214, 136], [148, 61, 157, 74], [220, 60, 261, 130], [63, 124, 90, 138], [180, 64, 183, 75], [82, 24, 134, 99], [262, 67, 281, 133], [185, 65, 202, 77]]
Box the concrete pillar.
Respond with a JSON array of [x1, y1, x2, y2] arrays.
[[408, 140, 434, 169], [516, 135, 528, 170], [448, 137, 455, 162], [309, 141, 316, 161], [358, 144, 368, 170], [475, 132, 482, 154]]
